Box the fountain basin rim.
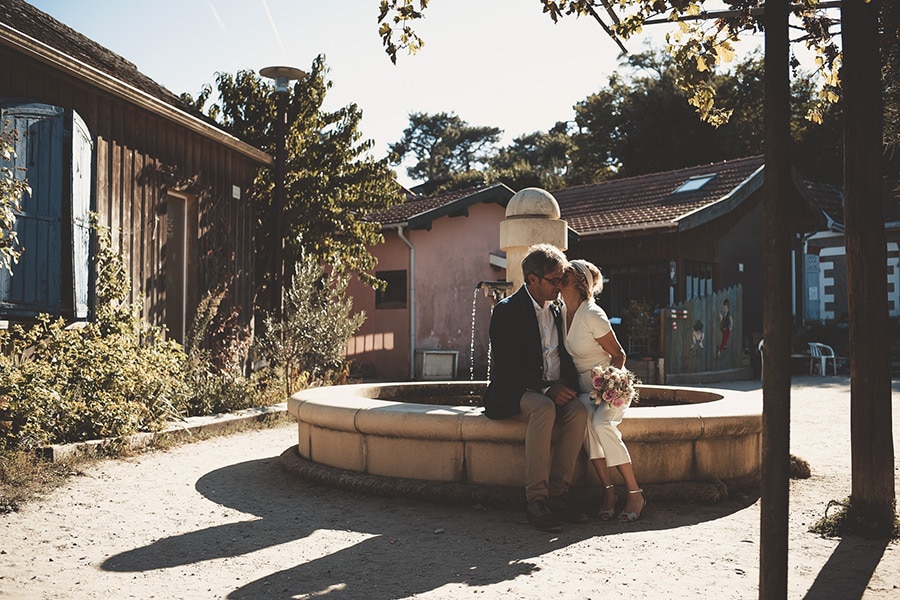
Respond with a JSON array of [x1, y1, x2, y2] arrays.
[[288, 381, 761, 444]]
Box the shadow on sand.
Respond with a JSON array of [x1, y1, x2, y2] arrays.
[[803, 536, 890, 600], [101, 454, 757, 599]]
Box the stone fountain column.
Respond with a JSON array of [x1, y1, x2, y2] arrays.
[[499, 187, 569, 289]]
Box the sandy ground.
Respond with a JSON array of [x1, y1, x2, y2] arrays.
[[1, 375, 899, 600]]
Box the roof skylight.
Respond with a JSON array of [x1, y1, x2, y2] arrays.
[[674, 173, 716, 193]]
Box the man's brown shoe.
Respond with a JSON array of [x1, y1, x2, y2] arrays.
[[526, 499, 563, 532], [547, 494, 589, 524]]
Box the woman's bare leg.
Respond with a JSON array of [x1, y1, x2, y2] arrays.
[[615, 461, 645, 519], [590, 458, 617, 516]]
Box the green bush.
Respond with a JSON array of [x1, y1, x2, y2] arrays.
[[257, 254, 365, 395], [0, 220, 191, 450], [0, 316, 190, 449], [181, 288, 287, 416]]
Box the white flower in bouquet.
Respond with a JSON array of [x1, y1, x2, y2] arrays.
[[589, 365, 641, 408]]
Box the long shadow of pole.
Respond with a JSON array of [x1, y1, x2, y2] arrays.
[[803, 537, 890, 600]]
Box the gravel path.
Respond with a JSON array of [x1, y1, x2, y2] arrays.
[[1, 375, 898, 599]]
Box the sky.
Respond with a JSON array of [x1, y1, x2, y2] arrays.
[[25, 1, 759, 186]]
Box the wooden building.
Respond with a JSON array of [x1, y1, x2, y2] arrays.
[[556, 155, 832, 378], [0, 0, 269, 341]]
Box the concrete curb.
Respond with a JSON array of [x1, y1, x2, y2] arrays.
[[40, 402, 288, 461]]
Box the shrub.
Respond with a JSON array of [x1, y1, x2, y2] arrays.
[[257, 254, 365, 395], [0, 221, 191, 450], [182, 289, 282, 416]]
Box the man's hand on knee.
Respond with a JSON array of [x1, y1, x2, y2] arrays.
[[546, 383, 577, 405]]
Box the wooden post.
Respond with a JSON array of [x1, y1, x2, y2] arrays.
[[842, 0, 895, 524], [760, 1, 792, 598]]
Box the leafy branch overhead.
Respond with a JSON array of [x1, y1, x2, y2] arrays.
[[377, 1, 845, 126]]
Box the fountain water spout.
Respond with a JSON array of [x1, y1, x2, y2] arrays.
[[469, 281, 514, 380], [475, 280, 513, 304]]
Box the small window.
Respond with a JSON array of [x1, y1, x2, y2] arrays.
[[674, 174, 716, 194], [376, 270, 407, 309]]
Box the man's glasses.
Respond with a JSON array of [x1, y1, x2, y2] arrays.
[[541, 273, 567, 287]]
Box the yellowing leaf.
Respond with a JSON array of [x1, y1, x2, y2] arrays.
[[716, 43, 735, 64]]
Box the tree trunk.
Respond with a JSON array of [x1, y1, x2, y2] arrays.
[[842, 0, 896, 526], [760, 1, 792, 598]]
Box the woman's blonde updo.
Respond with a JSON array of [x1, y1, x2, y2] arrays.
[[568, 259, 603, 300]]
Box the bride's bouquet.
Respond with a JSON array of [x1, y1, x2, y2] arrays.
[[589, 365, 641, 408]]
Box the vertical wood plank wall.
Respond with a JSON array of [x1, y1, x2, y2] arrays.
[[0, 47, 260, 333]]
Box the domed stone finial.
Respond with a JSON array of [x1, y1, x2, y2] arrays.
[[500, 188, 568, 289], [505, 187, 561, 219]]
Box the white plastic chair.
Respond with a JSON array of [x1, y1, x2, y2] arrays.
[[808, 342, 837, 375], [758, 339, 765, 381]]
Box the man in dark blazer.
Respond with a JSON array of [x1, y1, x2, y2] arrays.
[[483, 244, 589, 531]]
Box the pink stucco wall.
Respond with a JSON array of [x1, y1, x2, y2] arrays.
[[346, 202, 508, 381]]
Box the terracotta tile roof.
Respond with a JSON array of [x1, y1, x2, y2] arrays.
[[1, 0, 212, 124], [553, 156, 766, 235], [802, 180, 844, 227], [367, 183, 514, 229], [802, 177, 900, 228]]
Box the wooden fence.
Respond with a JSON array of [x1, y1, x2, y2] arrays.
[[662, 285, 743, 375]]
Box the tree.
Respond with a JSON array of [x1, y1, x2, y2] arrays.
[[485, 122, 573, 191], [568, 48, 842, 183], [259, 253, 366, 395], [389, 111, 501, 193], [375, 0, 899, 590], [182, 55, 402, 295]]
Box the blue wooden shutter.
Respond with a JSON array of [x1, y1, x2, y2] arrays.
[[70, 111, 92, 319], [0, 102, 64, 317]]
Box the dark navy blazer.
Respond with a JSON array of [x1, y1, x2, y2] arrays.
[[482, 286, 578, 419]]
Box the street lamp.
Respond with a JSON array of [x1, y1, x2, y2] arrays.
[[260, 65, 306, 319]]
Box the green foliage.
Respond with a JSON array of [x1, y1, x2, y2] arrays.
[[377, 1, 846, 127], [184, 55, 402, 291], [0, 126, 30, 274], [623, 298, 656, 340], [0, 221, 192, 450], [485, 123, 573, 191], [182, 289, 282, 416], [378, 0, 430, 64], [257, 254, 365, 395], [569, 48, 832, 181], [390, 111, 502, 192]]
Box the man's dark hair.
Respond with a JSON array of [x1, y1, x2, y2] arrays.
[[522, 243, 568, 281]]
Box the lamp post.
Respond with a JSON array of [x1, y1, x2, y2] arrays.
[[260, 65, 305, 319]]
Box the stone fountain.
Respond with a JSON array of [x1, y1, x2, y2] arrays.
[[280, 187, 762, 505]]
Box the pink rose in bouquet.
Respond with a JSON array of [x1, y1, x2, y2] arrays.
[[589, 365, 641, 407]]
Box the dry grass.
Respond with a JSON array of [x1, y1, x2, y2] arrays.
[[0, 411, 293, 513], [0, 449, 95, 514]]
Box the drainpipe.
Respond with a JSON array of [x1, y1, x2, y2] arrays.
[[389, 225, 416, 379]]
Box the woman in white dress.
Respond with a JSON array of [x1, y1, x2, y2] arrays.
[[560, 259, 646, 522]]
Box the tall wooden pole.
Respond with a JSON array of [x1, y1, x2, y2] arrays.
[[842, 0, 895, 524], [760, 1, 792, 598]]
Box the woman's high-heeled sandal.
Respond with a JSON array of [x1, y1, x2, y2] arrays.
[[598, 484, 616, 521], [617, 488, 646, 522]]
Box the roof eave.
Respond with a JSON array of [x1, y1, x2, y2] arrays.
[[405, 183, 515, 230], [0, 21, 273, 166], [674, 163, 765, 231], [576, 221, 678, 238]]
